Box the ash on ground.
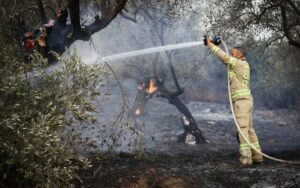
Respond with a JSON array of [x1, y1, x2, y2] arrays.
[[70, 78, 300, 188]]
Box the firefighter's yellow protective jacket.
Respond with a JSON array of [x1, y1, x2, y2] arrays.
[[209, 44, 252, 101], [208, 43, 263, 164]]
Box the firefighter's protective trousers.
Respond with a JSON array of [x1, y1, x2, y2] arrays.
[[209, 44, 263, 164]]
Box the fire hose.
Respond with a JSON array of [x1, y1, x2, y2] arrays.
[[221, 40, 300, 165]]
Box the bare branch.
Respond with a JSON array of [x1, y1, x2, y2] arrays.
[[265, 34, 285, 48], [120, 10, 137, 23], [127, 64, 145, 78]]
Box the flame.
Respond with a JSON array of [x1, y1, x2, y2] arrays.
[[135, 109, 140, 115], [146, 79, 158, 94]]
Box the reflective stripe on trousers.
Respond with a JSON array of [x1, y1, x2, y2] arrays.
[[231, 89, 251, 100]]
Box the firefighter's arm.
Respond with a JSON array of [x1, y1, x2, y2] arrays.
[[208, 43, 237, 67]]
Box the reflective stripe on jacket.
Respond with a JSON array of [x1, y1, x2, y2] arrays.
[[209, 44, 252, 101]]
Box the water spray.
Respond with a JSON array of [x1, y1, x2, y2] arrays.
[[87, 38, 299, 164], [85, 41, 203, 64], [222, 40, 300, 165], [103, 42, 202, 61]]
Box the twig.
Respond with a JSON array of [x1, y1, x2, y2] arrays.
[[96, 58, 140, 137], [120, 10, 137, 23]]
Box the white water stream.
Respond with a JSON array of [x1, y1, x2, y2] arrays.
[[84, 41, 203, 64]]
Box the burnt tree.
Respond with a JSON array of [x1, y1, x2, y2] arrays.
[[156, 70, 207, 144], [130, 2, 206, 144], [131, 55, 206, 144]]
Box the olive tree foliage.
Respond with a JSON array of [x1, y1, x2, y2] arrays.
[[0, 1, 146, 186], [249, 43, 300, 108], [203, 0, 300, 108], [0, 2, 105, 184], [206, 0, 300, 49], [0, 0, 61, 30], [0, 50, 106, 188], [0, 51, 104, 187], [0, 0, 128, 55]]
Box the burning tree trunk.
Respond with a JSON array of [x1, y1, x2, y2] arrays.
[[132, 75, 206, 144], [133, 79, 157, 116], [133, 83, 148, 116]]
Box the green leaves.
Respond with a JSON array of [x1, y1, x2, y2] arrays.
[[0, 52, 104, 187]]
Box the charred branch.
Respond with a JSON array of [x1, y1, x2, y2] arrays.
[[168, 61, 183, 97], [133, 76, 206, 144], [159, 87, 206, 144]]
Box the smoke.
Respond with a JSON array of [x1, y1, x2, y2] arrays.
[[71, 1, 300, 108], [57, 1, 209, 153], [61, 0, 300, 153]]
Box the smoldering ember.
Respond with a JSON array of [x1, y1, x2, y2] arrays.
[[0, 1, 300, 188]]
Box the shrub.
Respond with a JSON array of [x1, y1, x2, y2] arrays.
[[0, 52, 103, 187]]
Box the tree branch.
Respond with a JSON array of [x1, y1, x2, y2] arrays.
[[44, 5, 57, 18], [68, 0, 81, 36], [287, 0, 300, 16], [36, 0, 47, 24], [120, 10, 137, 23], [280, 5, 300, 48], [127, 64, 145, 78], [265, 34, 285, 48], [86, 0, 127, 35]]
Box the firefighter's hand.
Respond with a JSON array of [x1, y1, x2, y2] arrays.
[[203, 35, 211, 46], [211, 35, 221, 46]]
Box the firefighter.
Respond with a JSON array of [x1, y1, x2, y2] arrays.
[[204, 35, 263, 165]]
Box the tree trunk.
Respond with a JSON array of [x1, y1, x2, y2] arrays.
[[132, 85, 148, 116], [132, 78, 206, 144], [68, 0, 81, 36], [86, 0, 127, 35], [45, 0, 127, 54], [167, 96, 206, 144], [36, 0, 47, 24]]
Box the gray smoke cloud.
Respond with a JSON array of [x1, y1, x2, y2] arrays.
[[61, 0, 300, 153]]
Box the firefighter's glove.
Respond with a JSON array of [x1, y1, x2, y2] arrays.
[[203, 35, 211, 46], [211, 35, 221, 46]]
